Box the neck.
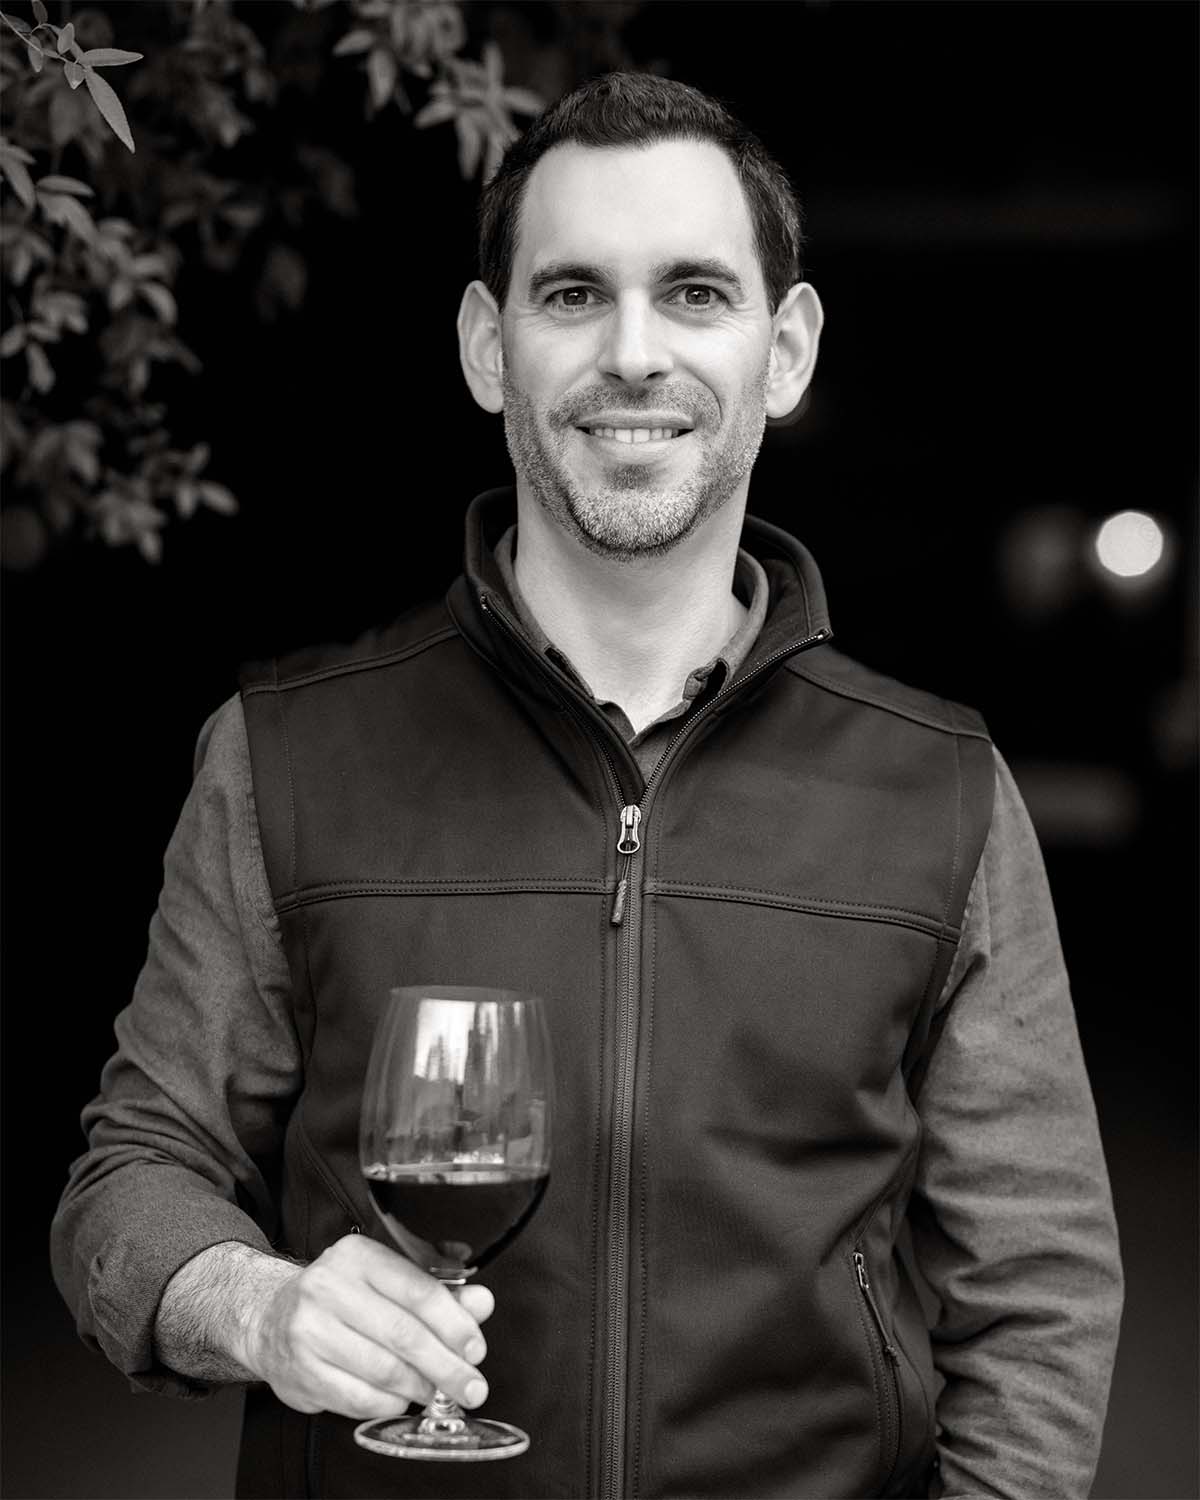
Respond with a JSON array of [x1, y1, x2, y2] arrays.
[[512, 487, 750, 735]]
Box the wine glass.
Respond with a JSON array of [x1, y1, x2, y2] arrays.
[[353, 985, 553, 1461]]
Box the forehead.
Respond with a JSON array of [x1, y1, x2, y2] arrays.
[[515, 139, 759, 285]]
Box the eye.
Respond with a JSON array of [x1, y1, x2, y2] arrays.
[[546, 287, 600, 313], [669, 285, 727, 313]]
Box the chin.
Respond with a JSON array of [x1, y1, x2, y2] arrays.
[[564, 486, 712, 561]]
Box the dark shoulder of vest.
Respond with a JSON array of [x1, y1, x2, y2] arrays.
[[237, 601, 457, 902]]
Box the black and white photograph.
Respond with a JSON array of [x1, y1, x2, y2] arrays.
[[1, 2, 1196, 1496]]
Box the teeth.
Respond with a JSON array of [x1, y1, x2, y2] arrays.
[[587, 426, 683, 442]]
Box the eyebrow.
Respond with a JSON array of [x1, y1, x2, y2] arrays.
[[526, 257, 748, 303]]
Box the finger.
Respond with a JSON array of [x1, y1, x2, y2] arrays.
[[332, 1284, 489, 1408], [358, 1247, 487, 1358], [299, 1357, 424, 1422], [307, 1319, 438, 1408], [456, 1283, 495, 1326]]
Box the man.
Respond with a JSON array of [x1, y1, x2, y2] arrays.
[[52, 72, 1122, 1499]]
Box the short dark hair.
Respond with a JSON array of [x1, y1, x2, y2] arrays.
[[478, 71, 804, 313]]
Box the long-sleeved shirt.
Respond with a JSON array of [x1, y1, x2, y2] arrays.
[[51, 544, 1122, 1499]]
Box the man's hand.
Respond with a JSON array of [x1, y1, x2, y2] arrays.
[[153, 1236, 493, 1419], [242, 1235, 494, 1419]]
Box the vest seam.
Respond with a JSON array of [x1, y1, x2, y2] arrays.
[[905, 736, 966, 1096], [271, 881, 960, 939], [784, 660, 990, 740], [646, 882, 959, 937], [274, 878, 610, 913], [271, 661, 298, 893], [242, 623, 460, 694]]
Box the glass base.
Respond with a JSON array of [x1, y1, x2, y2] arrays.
[[354, 1414, 530, 1461]]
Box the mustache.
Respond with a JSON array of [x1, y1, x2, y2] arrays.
[[548, 384, 718, 429]]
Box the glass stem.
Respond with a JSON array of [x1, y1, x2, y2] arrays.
[[417, 1389, 468, 1436]]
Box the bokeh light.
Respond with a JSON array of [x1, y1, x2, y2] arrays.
[[1094, 511, 1165, 577]]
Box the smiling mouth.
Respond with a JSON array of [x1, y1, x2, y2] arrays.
[[577, 426, 691, 444]]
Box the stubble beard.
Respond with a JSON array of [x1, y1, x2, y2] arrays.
[[501, 364, 769, 563]]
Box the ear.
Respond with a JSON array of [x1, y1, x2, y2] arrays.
[[765, 282, 823, 420], [458, 280, 505, 414]]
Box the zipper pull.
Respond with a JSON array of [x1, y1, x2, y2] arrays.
[[611, 806, 642, 925], [854, 1253, 899, 1361]]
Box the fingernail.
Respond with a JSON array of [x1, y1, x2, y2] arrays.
[[465, 1337, 486, 1364], [464, 1378, 487, 1408]]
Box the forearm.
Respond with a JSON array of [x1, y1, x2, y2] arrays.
[[153, 1240, 302, 1385]]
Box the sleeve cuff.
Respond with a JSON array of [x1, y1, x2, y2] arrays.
[[85, 1189, 275, 1398]]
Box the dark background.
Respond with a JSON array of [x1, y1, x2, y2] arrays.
[[3, 1, 1196, 1495]]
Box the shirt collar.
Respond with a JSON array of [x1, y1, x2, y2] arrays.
[[490, 523, 770, 710]]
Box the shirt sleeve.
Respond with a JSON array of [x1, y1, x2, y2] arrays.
[[912, 748, 1124, 1499], [49, 695, 301, 1398]]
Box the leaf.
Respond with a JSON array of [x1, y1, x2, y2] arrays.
[[332, 28, 374, 56], [414, 95, 458, 129], [130, 253, 169, 277], [0, 11, 32, 38], [64, 60, 84, 88], [455, 111, 485, 179], [31, 0, 47, 22], [36, 174, 93, 197], [0, 140, 36, 165], [175, 480, 198, 518], [136, 528, 163, 563], [198, 480, 237, 515], [76, 48, 142, 66], [220, 201, 262, 231], [503, 87, 544, 116], [0, 154, 36, 210], [64, 426, 100, 483], [366, 46, 396, 112], [83, 66, 134, 153], [0, 325, 26, 357], [27, 41, 44, 73], [26, 341, 54, 393], [38, 191, 97, 244], [138, 282, 177, 324], [57, 21, 74, 53]]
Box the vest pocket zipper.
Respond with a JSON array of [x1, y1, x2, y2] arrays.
[[853, 1249, 901, 1488], [296, 1114, 363, 1238]]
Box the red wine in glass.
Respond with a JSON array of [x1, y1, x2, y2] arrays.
[[354, 986, 553, 1462]]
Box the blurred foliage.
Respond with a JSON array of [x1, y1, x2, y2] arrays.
[[0, 0, 647, 569]]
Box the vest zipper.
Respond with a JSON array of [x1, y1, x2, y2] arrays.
[[480, 590, 831, 1499], [854, 1250, 901, 1487]]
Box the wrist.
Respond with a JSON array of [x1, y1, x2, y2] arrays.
[[235, 1249, 303, 1378], [154, 1240, 302, 1385]]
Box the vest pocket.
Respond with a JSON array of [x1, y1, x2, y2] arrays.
[[850, 1246, 902, 1492], [294, 1111, 364, 1247]]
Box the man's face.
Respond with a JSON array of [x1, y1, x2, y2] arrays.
[[500, 139, 775, 561]]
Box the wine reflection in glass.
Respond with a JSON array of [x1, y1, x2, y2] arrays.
[[354, 985, 553, 1461]]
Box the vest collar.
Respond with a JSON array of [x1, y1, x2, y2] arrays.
[[450, 485, 832, 678]]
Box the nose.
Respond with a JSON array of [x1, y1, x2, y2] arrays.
[[596, 294, 674, 385]]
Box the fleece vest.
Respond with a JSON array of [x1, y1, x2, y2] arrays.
[[236, 488, 994, 1500]]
